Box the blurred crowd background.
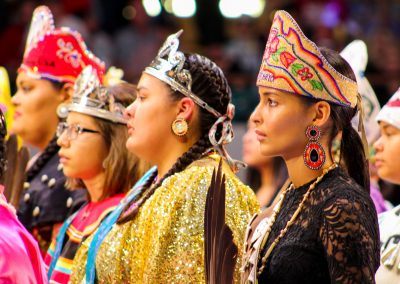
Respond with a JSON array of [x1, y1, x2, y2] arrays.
[[0, 0, 399, 201]]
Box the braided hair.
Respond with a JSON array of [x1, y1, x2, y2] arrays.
[[26, 136, 60, 181], [118, 53, 231, 223]]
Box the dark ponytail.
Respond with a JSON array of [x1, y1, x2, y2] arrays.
[[320, 47, 370, 191], [341, 126, 370, 190], [118, 53, 231, 223], [0, 110, 7, 178]]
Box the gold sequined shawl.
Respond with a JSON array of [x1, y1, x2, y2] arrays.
[[70, 154, 259, 283]]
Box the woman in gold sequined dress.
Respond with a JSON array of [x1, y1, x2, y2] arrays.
[[70, 30, 259, 283]]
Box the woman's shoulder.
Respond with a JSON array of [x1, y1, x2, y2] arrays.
[[175, 153, 253, 190], [159, 153, 257, 202], [319, 167, 373, 204], [379, 205, 400, 242]]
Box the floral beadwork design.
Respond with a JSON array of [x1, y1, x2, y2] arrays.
[[56, 38, 82, 68], [265, 28, 279, 61], [266, 30, 324, 92], [297, 67, 313, 80]]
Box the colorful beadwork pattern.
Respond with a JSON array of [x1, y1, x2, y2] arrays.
[[19, 6, 105, 84], [257, 10, 358, 108]]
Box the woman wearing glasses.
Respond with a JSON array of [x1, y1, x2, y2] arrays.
[[11, 6, 105, 254], [45, 66, 149, 283]]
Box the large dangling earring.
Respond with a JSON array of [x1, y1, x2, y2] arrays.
[[303, 125, 325, 170], [172, 118, 188, 136]]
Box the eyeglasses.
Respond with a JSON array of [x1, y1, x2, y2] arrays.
[[57, 122, 100, 141]]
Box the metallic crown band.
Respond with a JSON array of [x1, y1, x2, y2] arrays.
[[64, 65, 126, 124], [144, 30, 221, 118], [145, 30, 245, 172]]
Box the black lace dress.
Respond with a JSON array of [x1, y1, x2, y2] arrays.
[[243, 167, 380, 284]]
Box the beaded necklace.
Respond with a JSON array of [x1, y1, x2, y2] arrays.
[[257, 163, 337, 276]]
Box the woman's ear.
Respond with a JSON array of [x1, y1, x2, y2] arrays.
[[58, 83, 74, 103], [175, 97, 196, 121], [311, 101, 331, 127]]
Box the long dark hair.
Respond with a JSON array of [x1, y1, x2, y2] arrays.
[[0, 110, 7, 179], [320, 47, 370, 191], [118, 53, 231, 223]]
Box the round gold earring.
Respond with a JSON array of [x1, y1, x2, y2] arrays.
[[172, 118, 188, 136]]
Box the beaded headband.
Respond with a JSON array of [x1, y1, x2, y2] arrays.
[[257, 10, 358, 108], [64, 65, 126, 124], [19, 6, 105, 84], [144, 30, 244, 171]]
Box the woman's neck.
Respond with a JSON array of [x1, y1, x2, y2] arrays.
[[258, 162, 276, 189], [155, 143, 192, 179], [28, 124, 58, 151], [83, 172, 106, 202], [285, 155, 334, 188]]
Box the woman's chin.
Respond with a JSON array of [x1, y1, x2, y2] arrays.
[[125, 138, 139, 154]]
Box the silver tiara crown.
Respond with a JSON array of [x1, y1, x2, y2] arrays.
[[66, 65, 126, 124], [144, 30, 221, 117]]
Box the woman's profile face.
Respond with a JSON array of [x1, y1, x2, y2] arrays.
[[124, 73, 178, 162], [11, 72, 65, 147], [57, 112, 108, 180], [373, 121, 400, 184], [250, 87, 311, 160]]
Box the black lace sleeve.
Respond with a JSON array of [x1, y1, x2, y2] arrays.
[[320, 194, 380, 284]]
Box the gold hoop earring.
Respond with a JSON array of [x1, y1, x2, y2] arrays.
[[172, 118, 188, 136]]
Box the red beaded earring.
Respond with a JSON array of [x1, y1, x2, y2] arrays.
[[303, 125, 325, 170]]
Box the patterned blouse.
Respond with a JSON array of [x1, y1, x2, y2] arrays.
[[241, 167, 380, 283]]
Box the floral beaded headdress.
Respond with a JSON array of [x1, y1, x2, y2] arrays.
[[144, 30, 244, 171], [19, 6, 105, 84], [257, 10, 358, 108], [258, 10, 370, 156], [376, 87, 400, 130], [64, 65, 126, 124]]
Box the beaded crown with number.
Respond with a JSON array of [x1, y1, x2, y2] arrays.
[[19, 5, 105, 83], [66, 65, 126, 124]]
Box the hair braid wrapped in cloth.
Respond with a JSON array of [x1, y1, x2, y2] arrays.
[[209, 103, 245, 172]]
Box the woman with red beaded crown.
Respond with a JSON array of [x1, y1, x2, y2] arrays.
[[11, 5, 105, 254], [240, 10, 380, 283]]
